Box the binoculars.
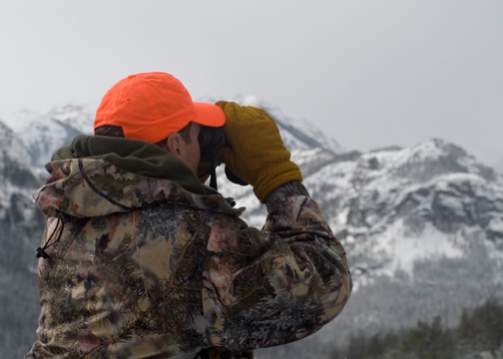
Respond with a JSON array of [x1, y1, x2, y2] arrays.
[[197, 125, 247, 190]]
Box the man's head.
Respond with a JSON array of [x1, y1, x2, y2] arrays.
[[93, 72, 225, 174], [158, 122, 201, 174]]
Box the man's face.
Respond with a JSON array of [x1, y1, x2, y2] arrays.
[[166, 123, 201, 175]]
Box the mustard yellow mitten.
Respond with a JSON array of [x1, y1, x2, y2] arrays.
[[216, 101, 303, 202]]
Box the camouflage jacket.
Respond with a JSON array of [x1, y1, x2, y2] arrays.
[[26, 138, 352, 359]]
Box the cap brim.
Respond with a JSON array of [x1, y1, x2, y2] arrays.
[[193, 102, 226, 127]]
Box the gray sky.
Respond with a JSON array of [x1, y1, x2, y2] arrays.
[[1, 0, 502, 167]]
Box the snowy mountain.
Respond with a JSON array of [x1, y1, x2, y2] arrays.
[[221, 138, 503, 273], [0, 104, 502, 358], [0, 121, 40, 222], [5, 104, 93, 167], [0, 120, 44, 358]]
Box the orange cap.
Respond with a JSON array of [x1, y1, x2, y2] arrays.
[[94, 72, 225, 143]]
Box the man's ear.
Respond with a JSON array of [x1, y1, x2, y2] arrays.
[[166, 133, 182, 154]]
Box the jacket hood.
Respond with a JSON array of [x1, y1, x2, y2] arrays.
[[35, 135, 244, 218]]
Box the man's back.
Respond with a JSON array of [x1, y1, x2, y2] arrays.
[[26, 140, 351, 358]]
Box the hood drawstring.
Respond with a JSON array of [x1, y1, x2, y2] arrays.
[[36, 215, 65, 260], [208, 161, 237, 209], [209, 161, 218, 191]]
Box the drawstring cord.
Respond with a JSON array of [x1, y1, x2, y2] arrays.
[[36, 216, 65, 260], [35, 162, 227, 262], [208, 162, 236, 208], [209, 160, 218, 191]]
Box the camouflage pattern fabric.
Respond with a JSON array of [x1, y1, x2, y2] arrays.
[[25, 157, 352, 358]]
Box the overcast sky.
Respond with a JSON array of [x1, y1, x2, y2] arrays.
[[0, 0, 501, 167]]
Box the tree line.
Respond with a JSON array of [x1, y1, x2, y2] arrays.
[[332, 298, 503, 359]]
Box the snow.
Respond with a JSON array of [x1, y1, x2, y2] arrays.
[[4, 104, 92, 133], [0, 120, 32, 166], [377, 220, 464, 275], [288, 138, 503, 286], [488, 218, 503, 233], [213, 165, 253, 200], [363, 139, 448, 170], [2, 109, 38, 132], [2, 104, 93, 166], [20, 120, 71, 164], [48, 104, 93, 134]]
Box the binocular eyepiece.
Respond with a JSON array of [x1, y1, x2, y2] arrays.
[[198, 126, 228, 168], [197, 126, 227, 189], [197, 125, 247, 190]]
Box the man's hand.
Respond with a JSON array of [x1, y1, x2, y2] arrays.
[[216, 101, 303, 202]]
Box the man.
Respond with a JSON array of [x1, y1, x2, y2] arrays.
[[26, 72, 352, 358]]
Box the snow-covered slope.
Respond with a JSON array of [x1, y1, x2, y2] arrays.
[[5, 104, 92, 166], [0, 120, 32, 166], [0, 120, 39, 219], [0, 120, 44, 358], [218, 138, 503, 279]]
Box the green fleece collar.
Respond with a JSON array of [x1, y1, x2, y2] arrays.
[[52, 135, 219, 196]]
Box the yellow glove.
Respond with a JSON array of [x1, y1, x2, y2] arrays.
[[216, 101, 303, 202]]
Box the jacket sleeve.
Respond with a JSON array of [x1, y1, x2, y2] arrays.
[[202, 181, 352, 351]]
